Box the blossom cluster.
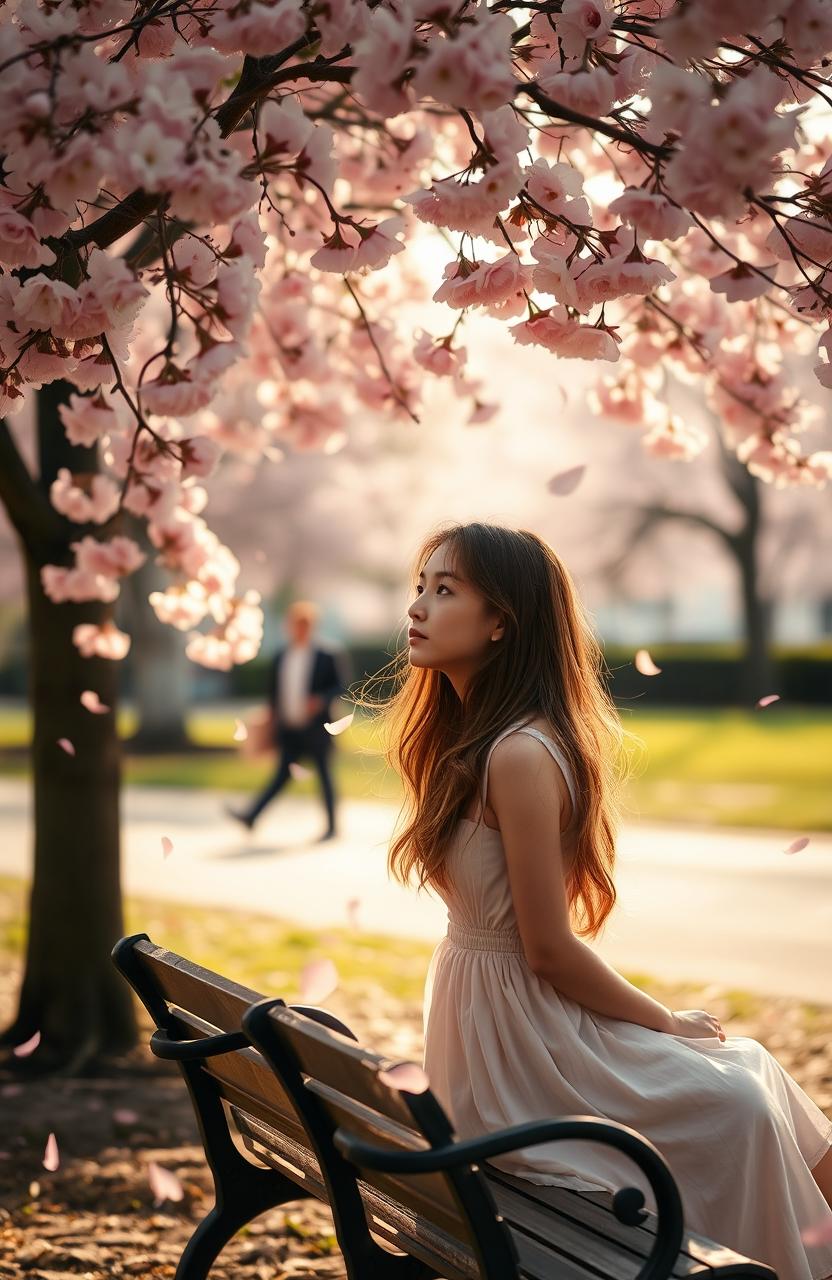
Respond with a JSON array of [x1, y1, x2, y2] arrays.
[[1, 0, 832, 663]]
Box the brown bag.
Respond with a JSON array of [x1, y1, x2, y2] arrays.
[[240, 705, 276, 758]]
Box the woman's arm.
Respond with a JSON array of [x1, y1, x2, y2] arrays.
[[488, 735, 674, 1034]]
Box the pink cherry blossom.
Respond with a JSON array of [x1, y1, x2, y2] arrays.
[[325, 711, 355, 735], [378, 1062, 431, 1094], [58, 392, 122, 447], [413, 330, 467, 377], [180, 437, 222, 479], [552, 0, 614, 59], [756, 694, 780, 709], [547, 464, 586, 495], [634, 649, 661, 676], [709, 263, 777, 302], [411, 11, 516, 113], [208, 0, 306, 56], [643, 416, 709, 461], [608, 190, 692, 243], [141, 363, 215, 417], [13, 276, 79, 334], [72, 622, 131, 660], [12, 1029, 40, 1059], [434, 253, 531, 311], [80, 690, 110, 714], [536, 66, 617, 118], [353, 217, 406, 272], [299, 957, 338, 1003], [50, 469, 121, 524], [530, 240, 580, 308], [511, 309, 619, 362], [42, 1133, 60, 1172], [147, 1161, 184, 1206], [0, 211, 55, 268]]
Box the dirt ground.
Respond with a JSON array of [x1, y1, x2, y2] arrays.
[[1, 955, 831, 1280]]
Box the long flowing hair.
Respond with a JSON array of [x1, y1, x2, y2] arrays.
[[355, 522, 631, 940]]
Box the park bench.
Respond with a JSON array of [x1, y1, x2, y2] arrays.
[[112, 933, 777, 1280]]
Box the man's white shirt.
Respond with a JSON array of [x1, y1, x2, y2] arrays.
[[277, 643, 315, 728]]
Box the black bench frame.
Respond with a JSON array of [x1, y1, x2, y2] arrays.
[[113, 933, 776, 1280]]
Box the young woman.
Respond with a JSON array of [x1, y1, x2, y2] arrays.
[[367, 521, 832, 1280]]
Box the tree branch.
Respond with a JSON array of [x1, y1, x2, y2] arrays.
[[522, 81, 670, 159], [64, 38, 339, 255], [642, 503, 739, 551]]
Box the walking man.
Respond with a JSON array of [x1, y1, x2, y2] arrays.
[[228, 601, 349, 841]]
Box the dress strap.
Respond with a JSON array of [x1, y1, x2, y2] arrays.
[[480, 723, 577, 815]]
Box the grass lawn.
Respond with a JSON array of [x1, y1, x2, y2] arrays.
[[0, 704, 829, 831], [0, 873, 807, 1027]]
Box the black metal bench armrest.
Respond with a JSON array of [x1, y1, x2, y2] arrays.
[[335, 1113, 685, 1280], [150, 1029, 250, 1061], [334, 1114, 672, 1180], [150, 1003, 358, 1061]]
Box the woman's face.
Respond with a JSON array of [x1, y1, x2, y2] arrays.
[[407, 542, 504, 694]]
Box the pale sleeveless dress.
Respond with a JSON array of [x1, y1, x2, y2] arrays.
[[422, 720, 832, 1280]]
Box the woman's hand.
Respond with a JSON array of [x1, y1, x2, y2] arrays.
[[668, 1009, 725, 1042]]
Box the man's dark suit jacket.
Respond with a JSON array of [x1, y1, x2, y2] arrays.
[[269, 646, 349, 746]]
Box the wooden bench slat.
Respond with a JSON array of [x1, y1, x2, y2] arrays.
[[487, 1170, 773, 1278], [235, 1089, 476, 1245], [234, 1109, 482, 1280], [486, 1172, 705, 1279], [165, 1007, 303, 1129], [135, 941, 264, 1031], [483, 1172, 701, 1274], [267, 1006, 421, 1130]]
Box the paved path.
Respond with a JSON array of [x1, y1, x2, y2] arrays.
[[1, 779, 830, 1002]]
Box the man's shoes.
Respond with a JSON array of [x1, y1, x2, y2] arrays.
[[316, 828, 338, 843], [225, 804, 255, 831]]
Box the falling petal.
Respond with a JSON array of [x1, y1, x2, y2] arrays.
[[299, 957, 339, 1003], [12, 1030, 41, 1058], [784, 836, 810, 856], [1, 1084, 22, 1098], [635, 649, 662, 676], [547, 464, 586, 496], [264, 445, 284, 462], [113, 1108, 139, 1125], [756, 694, 780, 708], [161, 836, 174, 859], [378, 1062, 430, 1095], [57, 737, 76, 756], [232, 718, 248, 742], [42, 1133, 60, 1172], [803, 1218, 832, 1246], [325, 711, 355, 736], [289, 762, 312, 781], [80, 690, 109, 714], [346, 897, 361, 929], [147, 1161, 184, 1206], [29, 1180, 40, 1198]]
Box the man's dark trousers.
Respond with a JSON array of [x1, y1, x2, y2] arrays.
[[246, 722, 336, 832], [243, 646, 347, 833]]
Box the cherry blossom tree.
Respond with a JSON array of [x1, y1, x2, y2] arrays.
[[3, 0, 832, 1070]]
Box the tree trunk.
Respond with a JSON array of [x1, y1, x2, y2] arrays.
[[0, 381, 138, 1075], [121, 524, 191, 753], [722, 445, 774, 704]]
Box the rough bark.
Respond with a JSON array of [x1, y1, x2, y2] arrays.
[[0, 381, 137, 1075]]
